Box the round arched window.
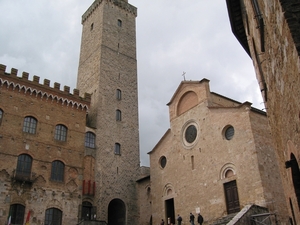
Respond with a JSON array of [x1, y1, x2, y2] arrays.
[[185, 125, 197, 143], [225, 169, 234, 178], [159, 156, 167, 168], [224, 126, 234, 140]]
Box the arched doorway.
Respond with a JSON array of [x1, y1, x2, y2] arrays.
[[82, 201, 93, 220], [224, 180, 240, 214], [290, 154, 300, 209], [108, 199, 126, 225]]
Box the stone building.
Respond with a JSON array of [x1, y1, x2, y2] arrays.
[[148, 79, 287, 225], [226, 1, 300, 224], [0, 0, 142, 224], [2, 0, 296, 224], [0, 64, 90, 225], [77, 0, 140, 224]]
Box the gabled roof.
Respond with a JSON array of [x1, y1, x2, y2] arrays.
[[148, 129, 171, 155], [167, 79, 209, 106]]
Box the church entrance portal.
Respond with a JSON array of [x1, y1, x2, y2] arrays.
[[165, 198, 175, 224]]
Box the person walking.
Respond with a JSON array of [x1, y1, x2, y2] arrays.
[[197, 213, 204, 225], [160, 219, 165, 225], [177, 214, 182, 225], [189, 213, 195, 225]]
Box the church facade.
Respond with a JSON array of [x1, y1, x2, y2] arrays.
[[148, 79, 287, 225]]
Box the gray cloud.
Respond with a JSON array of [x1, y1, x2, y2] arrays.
[[0, 0, 262, 166]]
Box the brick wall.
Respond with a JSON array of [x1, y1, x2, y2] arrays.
[[0, 68, 88, 224]]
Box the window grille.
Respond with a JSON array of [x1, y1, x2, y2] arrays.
[[51, 160, 65, 182], [85, 132, 96, 148], [44, 208, 62, 225], [54, 124, 67, 141], [16, 154, 32, 178], [23, 116, 37, 134], [9, 204, 25, 225]]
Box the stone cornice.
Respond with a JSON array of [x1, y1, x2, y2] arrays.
[[82, 0, 137, 24]]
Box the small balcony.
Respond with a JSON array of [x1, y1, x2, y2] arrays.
[[12, 170, 36, 183], [83, 180, 95, 196], [78, 220, 107, 225]]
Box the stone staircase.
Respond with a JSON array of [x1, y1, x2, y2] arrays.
[[211, 213, 237, 225], [210, 204, 271, 225]]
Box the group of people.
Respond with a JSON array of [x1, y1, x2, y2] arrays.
[[188, 213, 203, 225], [160, 213, 203, 225]]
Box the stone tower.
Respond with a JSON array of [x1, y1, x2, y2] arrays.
[[77, 0, 140, 224]]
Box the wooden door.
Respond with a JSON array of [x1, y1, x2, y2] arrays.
[[224, 180, 240, 214]]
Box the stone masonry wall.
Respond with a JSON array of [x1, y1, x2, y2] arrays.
[[77, 0, 140, 224], [0, 67, 88, 225], [241, 0, 300, 223]]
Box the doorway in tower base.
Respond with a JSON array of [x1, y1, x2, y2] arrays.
[[165, 198, 175, 224], [108, 198, 126, 225]]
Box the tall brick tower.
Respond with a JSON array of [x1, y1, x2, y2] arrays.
[[77, 0, 140, 224]]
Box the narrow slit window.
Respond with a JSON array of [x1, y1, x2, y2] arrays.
[[0, 109, 3, 125], [117, 19, 122, 27], [115, 143, 121, 155], [116, 110, 122, 121], [116, 89, 122, 100], [191, 155, 194, 170]]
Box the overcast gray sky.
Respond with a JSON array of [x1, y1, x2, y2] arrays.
[[0, 0, 263, 166]]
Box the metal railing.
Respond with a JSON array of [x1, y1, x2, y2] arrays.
[[12, 170, 36, 183], [250, 213, 278, 225]]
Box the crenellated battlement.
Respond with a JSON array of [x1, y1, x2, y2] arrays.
[[0, 64, 90, 110], [82, 0, 137, 24]]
